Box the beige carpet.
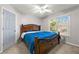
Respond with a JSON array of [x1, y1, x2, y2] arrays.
[[2, 42, 79, 54]]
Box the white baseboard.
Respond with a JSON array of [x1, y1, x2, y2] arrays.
[[66, 42, 79, 47]]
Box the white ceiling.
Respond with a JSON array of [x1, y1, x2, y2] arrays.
[[11, 4, 79, 19]]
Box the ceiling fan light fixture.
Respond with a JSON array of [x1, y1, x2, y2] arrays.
[[33, 5, 52, 15]]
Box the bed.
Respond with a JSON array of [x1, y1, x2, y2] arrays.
[[19, 24, 60, 54]]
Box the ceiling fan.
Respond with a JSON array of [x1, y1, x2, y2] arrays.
[[33, 5, 52, 15]]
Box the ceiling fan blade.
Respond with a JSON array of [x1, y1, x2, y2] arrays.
[[34, 5, 41, 10], [43, 5, 48, 9], [32, 5, 41, 13], [44, 9, 52, 13]]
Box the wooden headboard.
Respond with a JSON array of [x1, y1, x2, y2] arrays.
[[20, 24, 40, 38], [21, 24, 40, 32]]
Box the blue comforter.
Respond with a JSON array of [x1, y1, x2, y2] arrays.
[[23, 31, 58, 54]]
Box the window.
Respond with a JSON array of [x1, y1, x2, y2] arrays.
[[49, 16, 70, 36], [57, 16, 70, 36]]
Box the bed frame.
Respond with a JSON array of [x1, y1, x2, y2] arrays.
[[19, 24, 60, 54]]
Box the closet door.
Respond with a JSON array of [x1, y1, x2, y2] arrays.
[[3, 9, 16, 50]]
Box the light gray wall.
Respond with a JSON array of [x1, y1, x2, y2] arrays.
[[21, 15, 42, 25], [65, 8, 79, 45]]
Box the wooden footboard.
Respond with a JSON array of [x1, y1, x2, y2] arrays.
[[34, 33, 60, 54]]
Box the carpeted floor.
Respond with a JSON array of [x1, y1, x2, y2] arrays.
[[2, 42, 79, 54]]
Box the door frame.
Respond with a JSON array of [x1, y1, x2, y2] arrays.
[[1, 7, 17, 52]]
